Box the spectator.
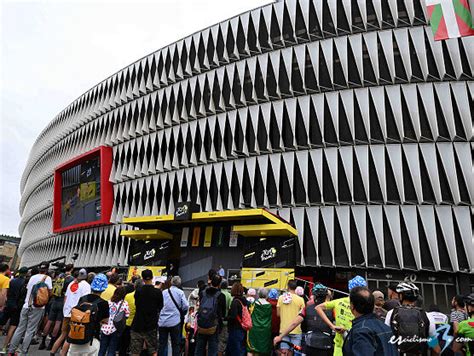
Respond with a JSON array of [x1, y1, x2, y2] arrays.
[[276, 280, 305, 355], [218, 279, 232, 356], [454, 293, 474, 356], [158, 276, 188, 356], [50, 268, 90, 356], [218, 265, 225, 278], [343, 286, 398, 356], [427, 305, 451, 354], [450, 295, 468, 335], [130, 269, 163, 356], [274, 284, 334, 356], [119, 278, 143, 356], [316, 275, 368, 356], [0, 263, 11, 311], [188, 280, 205, 309], [39, 264, 75, 350], [226, 282, 247, 356], [99, 286, 130, 356], [168, 263, 177, 278], [184, 305, 197, 356], [0, 266, 27, 353], [199, 270, 217, 300], [101, 274, 121, 301], [383, 284, 400, 311], [8, 261, 53, 355], [195, 274, 226, 356], [385, 282, 439, 355], [267, 288, 280, 340], [295, 286, 308, 303], [427, 305, 448, 325], [372, 291, 387, 321], [87, 272, 96, 285], [67, 273, 110, 355], [247, 288, 272, 355], [246, 288, 256, 305]]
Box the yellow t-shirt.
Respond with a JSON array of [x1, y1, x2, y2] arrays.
[[125, 291, 136, 327], [0, 274, 10, 289], [325, 297, 354, 352], [277, 293, 305, 334], [100, 284, 116, 301]]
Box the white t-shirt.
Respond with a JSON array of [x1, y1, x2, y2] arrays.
[[428, 311, 449, 325], [385, 308, 436, 336], [23, 274, 53, 309], [63, 280, 91, 317]]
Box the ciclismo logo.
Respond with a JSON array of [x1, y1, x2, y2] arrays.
[[389, 324, 473, 353]]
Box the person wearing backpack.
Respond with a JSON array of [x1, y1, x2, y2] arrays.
[[226, 282, 249, 356], [195, 274, 226, 356], [99, 286, 130, 356], [158, 275, 189, 356], [274, 284, 334, 356], [7, 261, 52, 356], [385, 282, 439, 355], [218, 279, 232, 356], [67, 273, 110, 356], [39, 264, 75, 350], [50, 268, 90, 356], [342, 286, 398, 356]]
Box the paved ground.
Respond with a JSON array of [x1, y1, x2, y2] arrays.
[[0, 335, 51, 355], [0, 333, 175, 355]]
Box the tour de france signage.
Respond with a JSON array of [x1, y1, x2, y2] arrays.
[[174, 201, 200, 221]]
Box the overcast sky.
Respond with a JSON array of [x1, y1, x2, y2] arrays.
[[0, 0, 271, 237]]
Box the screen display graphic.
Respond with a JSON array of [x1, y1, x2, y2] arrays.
[[53, 146, 113, 233], [61, 158, 101, 228]]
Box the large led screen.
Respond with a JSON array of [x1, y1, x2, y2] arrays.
[[53, 146, 112, 233]]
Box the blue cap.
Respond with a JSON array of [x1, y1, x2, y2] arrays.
[[268, 288, 279, 300], [91, 273, 108, 292], [348, 275, 367, 291]]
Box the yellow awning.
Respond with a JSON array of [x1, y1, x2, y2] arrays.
[[121, 208, 297, 240]]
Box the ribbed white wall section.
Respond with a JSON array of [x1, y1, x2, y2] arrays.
[[19, 0, 473, 270]]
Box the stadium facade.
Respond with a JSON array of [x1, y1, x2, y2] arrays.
[[19, 0, 473, 303]]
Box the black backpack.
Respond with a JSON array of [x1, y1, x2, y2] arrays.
[[197, 289, 221, 334], [390, 305, 429, 354]]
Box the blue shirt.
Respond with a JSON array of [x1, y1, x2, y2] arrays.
[[158, 286, 189, 328], [343, 313, 398, 356]]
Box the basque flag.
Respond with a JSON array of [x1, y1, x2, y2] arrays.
[[426, 0, 474, 40]]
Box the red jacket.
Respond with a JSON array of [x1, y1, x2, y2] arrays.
[[268, 299, 280, 335]]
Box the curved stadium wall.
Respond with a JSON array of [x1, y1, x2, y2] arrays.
[[19, 0, 473, 277]]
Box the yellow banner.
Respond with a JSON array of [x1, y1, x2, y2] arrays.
[[127, 266, 166, 282], [241, 268, 295, 290], [204, 226, 213, 247]]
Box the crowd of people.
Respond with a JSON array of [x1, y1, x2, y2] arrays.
[[0, 262, 472, 356]]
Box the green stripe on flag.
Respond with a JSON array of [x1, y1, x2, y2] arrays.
[[430, 4, 444, 34], [453, 0, 474, 28]]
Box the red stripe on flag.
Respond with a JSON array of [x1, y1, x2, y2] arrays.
[[456, 0, 474, 37], [435, 14, 450, 40], [456, 13, 474, 36], [427, 4, 435, 18]]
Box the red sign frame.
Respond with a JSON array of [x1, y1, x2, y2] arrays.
[[53, 146, 113, 233]]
